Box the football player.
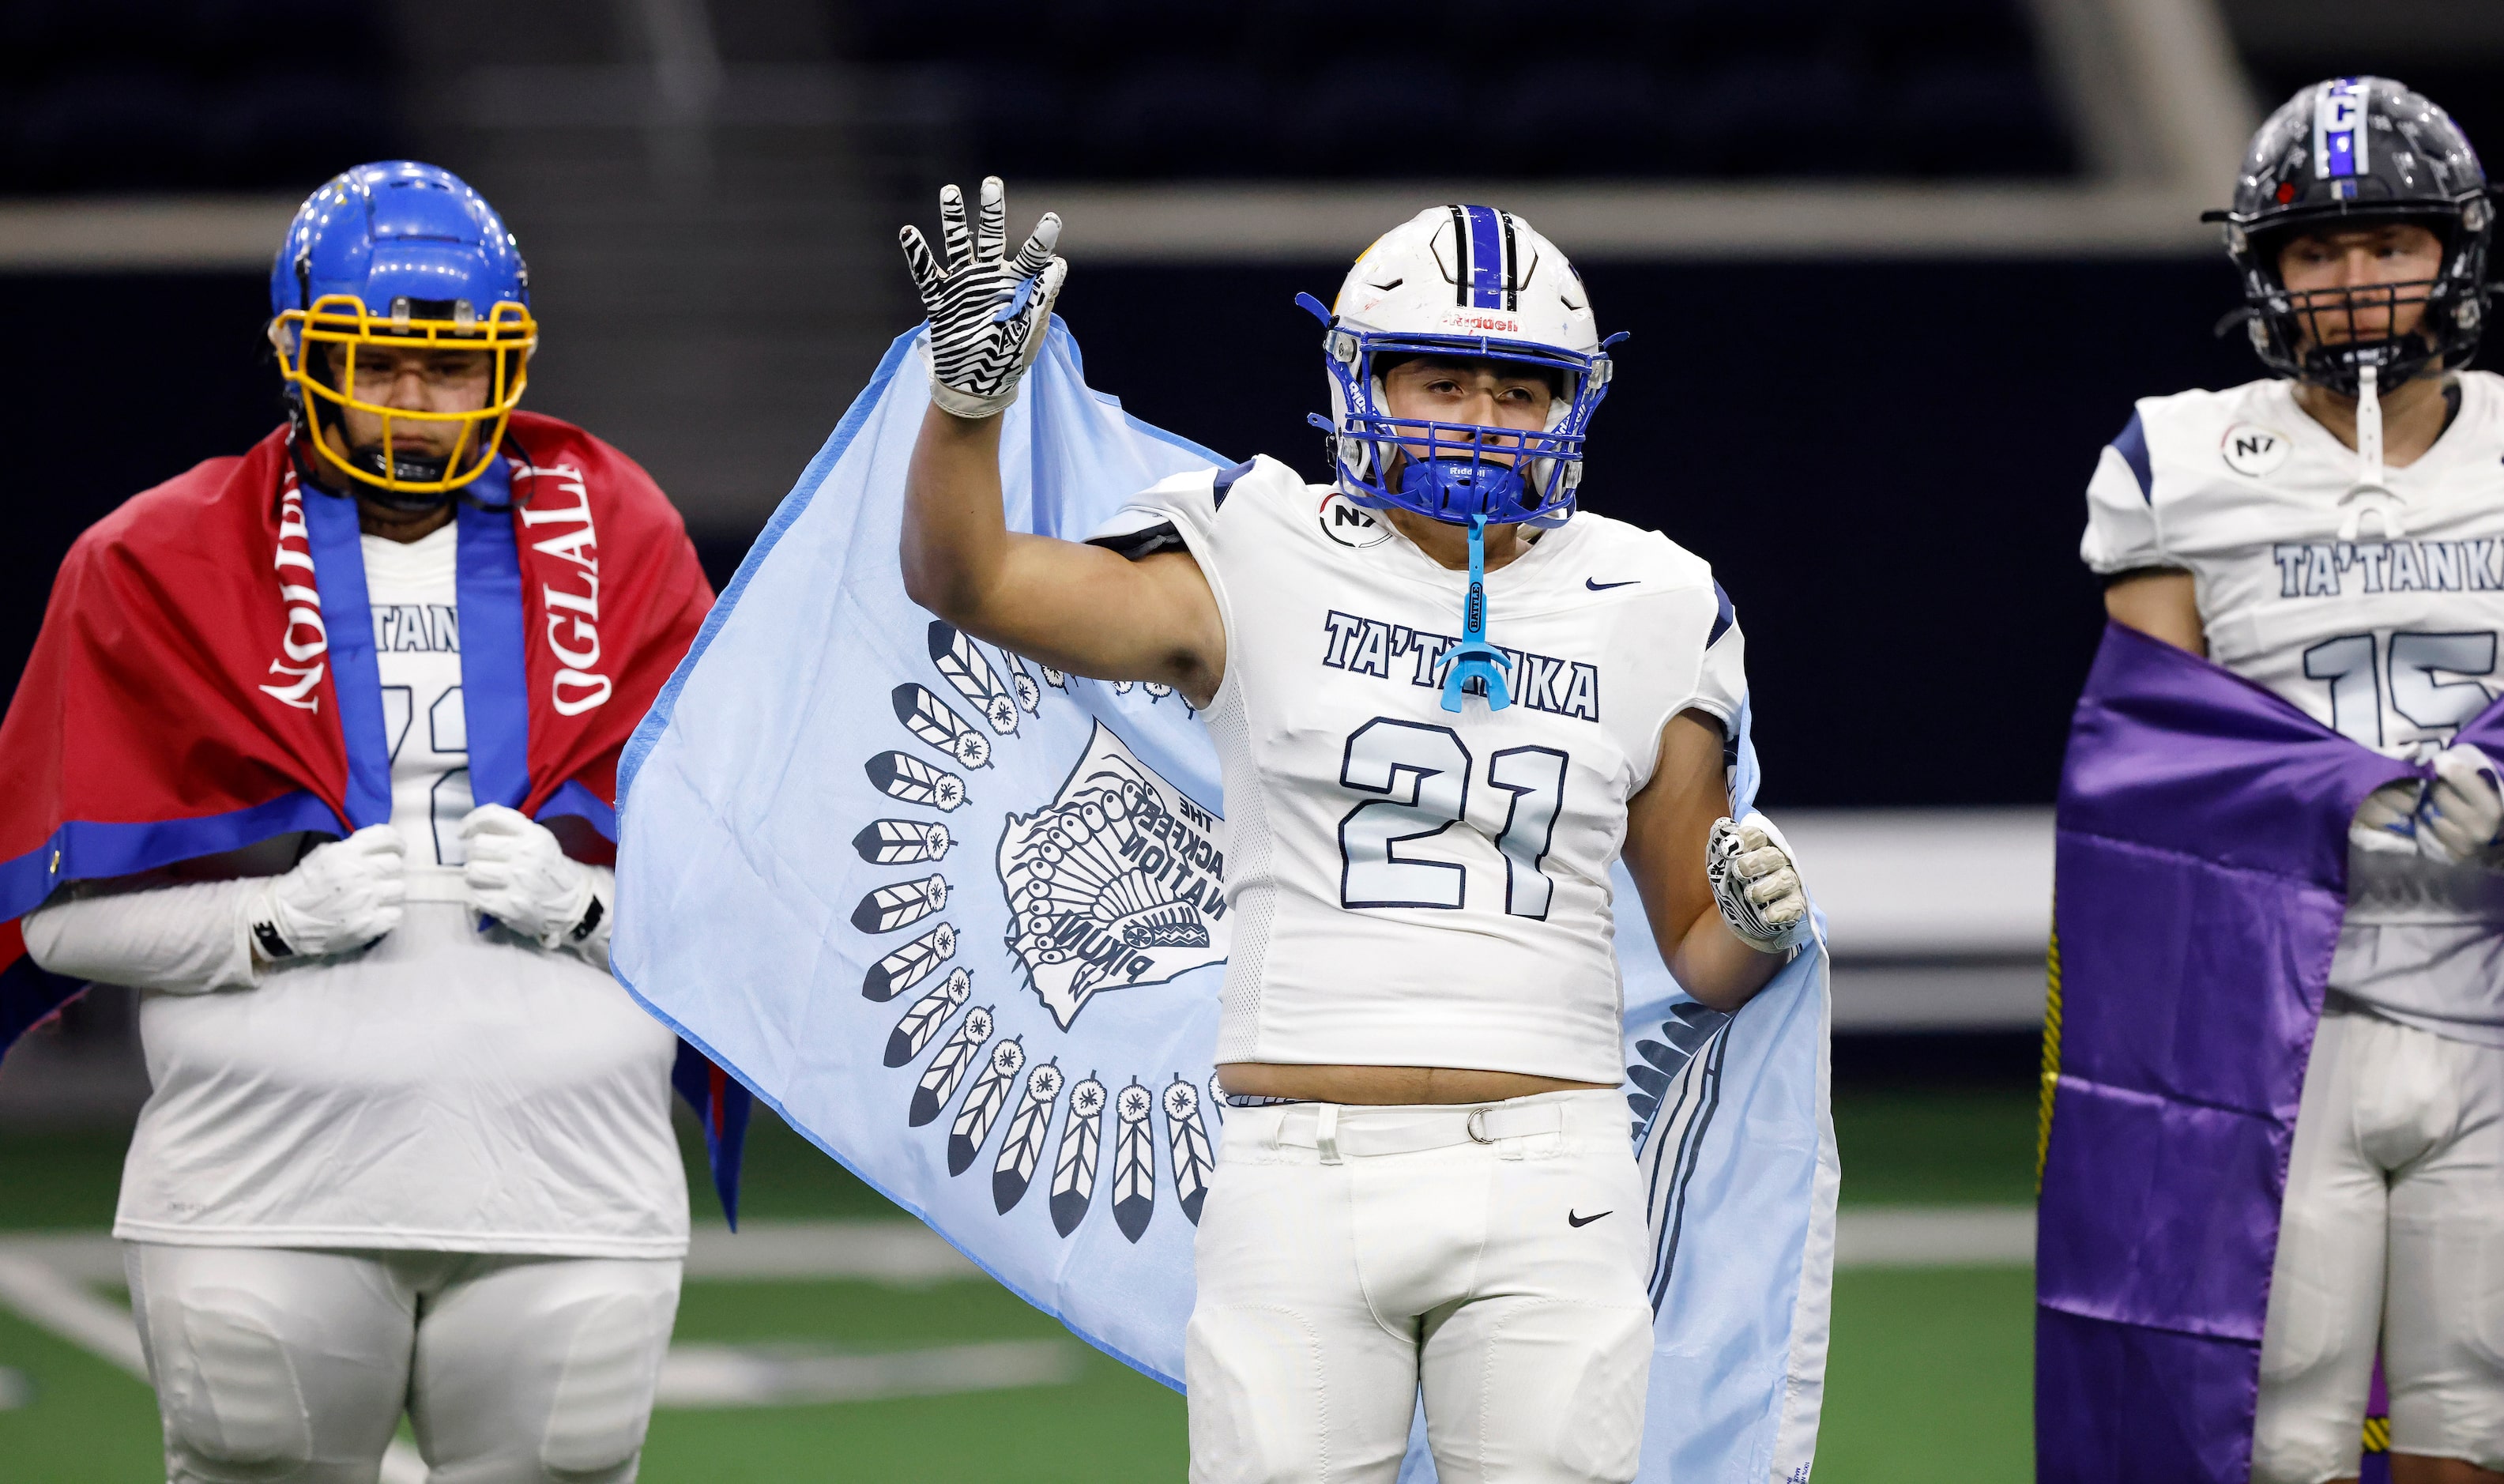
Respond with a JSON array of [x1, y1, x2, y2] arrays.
[[2087, 79, 2504, 1484], [895, 179, 1811, 1484], [12, 163, 710, 1482]]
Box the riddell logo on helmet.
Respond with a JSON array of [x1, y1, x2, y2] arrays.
[[1437, 309, 1520, 334]]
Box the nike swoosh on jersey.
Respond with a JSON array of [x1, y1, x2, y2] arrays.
[[1567, 1208, 1613, 1227], [1583, 578, 1638, 591]]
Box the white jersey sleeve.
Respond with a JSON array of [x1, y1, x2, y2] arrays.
[[1684, 585, 1747, 743], [2080, 408, 2167, 575], [24, 878, 260, 995]]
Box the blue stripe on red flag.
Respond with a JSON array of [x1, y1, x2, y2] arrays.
[[0, 792, 346, 926], [299, 486, 397, 830], [672, 1041, 753, 1227], [456, 463, 532, 812]]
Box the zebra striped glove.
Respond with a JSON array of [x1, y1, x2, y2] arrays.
[[899, 177, 1067, 420], [1707, 812, 1811, 955]]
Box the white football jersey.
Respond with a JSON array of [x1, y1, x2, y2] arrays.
[[367, 527, 476, 886], [2081, 371, 2504, 1045], [1097, 458, 1745, 1086], [118, 523, 687, 1256]]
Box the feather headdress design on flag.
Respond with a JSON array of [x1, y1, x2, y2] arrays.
[[1050, 1075, 1108, 1237], [885, 968, 972, 1067], [866, 751, 969, 812], [854, 820, 951, 865], [996, 724, 1229, 1030], [894, 684, 992, 769], [993, 1060, 1064, 1213], [837, 620, 1230, 1246], [950, 1037, 1026, 1173], [852, 874, 948, 934], [864, 922, 958, 1003], [910, 1004, 995, 1127], [1112, 1079, 1158, 1243], [1162, 1077, 1215, 1225], [931, 621, 1022, 736]]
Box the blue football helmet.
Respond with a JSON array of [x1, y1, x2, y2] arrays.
[[267, 160, 537, 503]]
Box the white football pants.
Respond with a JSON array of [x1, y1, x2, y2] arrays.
[[124, 1244, 681, 1484], [1185, 1089, 1654, 1484], [2254, 1005, 2504, 1483]]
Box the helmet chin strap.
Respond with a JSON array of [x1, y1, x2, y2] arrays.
[[2339, 363, 2408, 540], [286, 397, 465, 510], [1435, 514, 1513, 712], [346, 443, 459, 510]]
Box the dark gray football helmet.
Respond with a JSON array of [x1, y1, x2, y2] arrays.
[[2204, 77, 2492, 395]]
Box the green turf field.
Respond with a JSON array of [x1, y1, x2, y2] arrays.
[[0, 1085, 2039, 1482]]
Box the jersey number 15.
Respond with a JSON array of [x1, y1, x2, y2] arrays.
[[2303, 631, 2497, 747]]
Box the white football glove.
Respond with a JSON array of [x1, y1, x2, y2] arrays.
[[898, 176, 1067, 420], [457, 804, 609, 956], [2419, 744, 2504, 865], [241, 824, 406, 963], [2348, 748, 2504, 866], [2348, 778, 2424, 857], [1707, 812, 1811, 955]]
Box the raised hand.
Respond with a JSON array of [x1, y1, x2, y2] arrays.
[[899, 177, 1067, 420]]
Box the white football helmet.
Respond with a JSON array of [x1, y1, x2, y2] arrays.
[[1301, 204, 1618, 528]]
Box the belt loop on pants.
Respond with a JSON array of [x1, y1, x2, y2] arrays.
[[1316, 1103, 1342, 1166]]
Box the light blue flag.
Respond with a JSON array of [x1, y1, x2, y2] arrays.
[[614, 322, 1836, 1482]]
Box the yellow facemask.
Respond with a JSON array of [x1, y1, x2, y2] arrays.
[[270, 293, 538, 495]]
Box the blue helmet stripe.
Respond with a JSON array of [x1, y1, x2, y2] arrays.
[[2318, 77, 2366, 179], [1463, 205, 1504, 309]]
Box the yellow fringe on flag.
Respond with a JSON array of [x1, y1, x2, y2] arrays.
[[2363, 1414, 2392, 1453], [2038, 910, 2062, 1189]]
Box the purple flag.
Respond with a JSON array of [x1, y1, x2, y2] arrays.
[[2033, 620, 2489, 1482]]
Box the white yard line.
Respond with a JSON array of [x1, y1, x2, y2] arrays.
[[0, 1252, 144, 1375], [1835, 1206, 2037, 1269], [657, 1339, 1082, 1407], [686, 1218, 981, 1283], [0, 1246, 430, 1480]]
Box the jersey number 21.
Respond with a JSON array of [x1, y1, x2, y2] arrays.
[[1337, 718, 1566, 920]]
